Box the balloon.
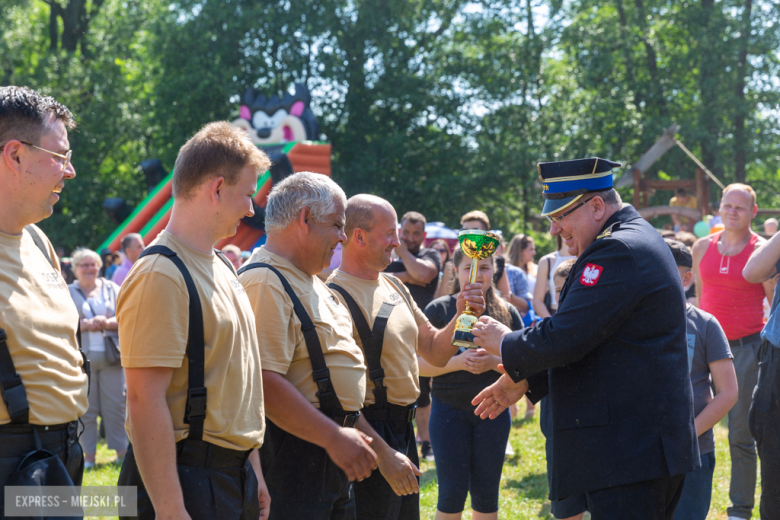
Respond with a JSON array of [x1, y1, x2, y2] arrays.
[[694, 221, 710, 238], [710, 223, 725, 234]]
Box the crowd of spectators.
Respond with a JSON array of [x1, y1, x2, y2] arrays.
[[40, 190, 780, 520], [4, 85, 780, 520]]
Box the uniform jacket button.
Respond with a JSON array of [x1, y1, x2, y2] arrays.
[[575, 419, 580, 426]]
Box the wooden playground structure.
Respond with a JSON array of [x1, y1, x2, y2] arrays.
[[620, 124, 780, 226]]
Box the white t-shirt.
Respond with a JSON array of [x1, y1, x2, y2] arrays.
[[81, 295, 108, 352]]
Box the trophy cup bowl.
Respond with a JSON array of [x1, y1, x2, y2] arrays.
[[451, 229, 500, 348]]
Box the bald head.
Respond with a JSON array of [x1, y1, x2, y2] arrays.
[[339, 194, 400, 276], [345, 194, 396, 242]]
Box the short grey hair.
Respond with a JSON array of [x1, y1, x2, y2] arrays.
[[592, 188, 622, 206], [72, 248, 102, 269], [121, 233, 143, 253], [265, 172, 347, 234]]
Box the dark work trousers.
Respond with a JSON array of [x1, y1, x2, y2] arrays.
[[749, 341, 780, 520], [261, 419, 355, 520], [586, 474, 685, 520], [0, 421, 83, 517], [117, 439, 259, 520], [354, 419, 419, 520]]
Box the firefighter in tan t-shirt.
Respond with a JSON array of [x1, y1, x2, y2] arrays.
[[239, 172, 378, 520], [328, 195, 485, 520], [0, 87, 88, 515], [116, 122, 271, 520]]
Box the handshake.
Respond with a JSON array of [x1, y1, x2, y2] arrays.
[[469, 316, 530, 420]]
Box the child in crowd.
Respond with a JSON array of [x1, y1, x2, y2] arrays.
[[540, 258, 588, 520], [666, 239, 738, 520]]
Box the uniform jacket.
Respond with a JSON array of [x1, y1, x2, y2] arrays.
[[502, 205, 699, 499]]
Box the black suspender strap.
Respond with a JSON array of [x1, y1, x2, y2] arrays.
[[138, 245, 207, 441], [214, 250, 237, 277], [26, 226, 90, 383], [0, 328, 29, 424], [24, 225, 56, 270], [383, 274, 414, 312], [327, 283, 395, 408], [0, 227, 94, 424], [238, 262, 345, 415]]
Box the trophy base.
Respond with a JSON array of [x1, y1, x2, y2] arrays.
[[452, 329, 478, 349]]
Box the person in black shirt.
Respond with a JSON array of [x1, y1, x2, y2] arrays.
[[384, 211, 441, 308], [419, 246, 523, 518], [384, 211, 441, 461]]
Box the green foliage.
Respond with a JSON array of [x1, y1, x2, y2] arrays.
[[1, 0, 779, 250]]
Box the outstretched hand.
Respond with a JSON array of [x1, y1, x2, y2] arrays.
[[471, 365, 529, 420], [472, 316, 512, 356]]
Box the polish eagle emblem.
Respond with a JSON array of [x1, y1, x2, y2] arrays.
[[580, 263, 603, 286]]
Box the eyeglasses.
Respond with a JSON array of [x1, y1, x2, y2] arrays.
[[545, 197, 595, 224], [0, 141, 72, 173]]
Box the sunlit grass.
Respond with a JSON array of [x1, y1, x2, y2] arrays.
[[84, 407, 761, 519]]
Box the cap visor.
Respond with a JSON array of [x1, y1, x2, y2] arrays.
[[542, 195, 582, 217]]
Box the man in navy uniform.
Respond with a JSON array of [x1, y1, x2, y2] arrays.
[[471, 158, 699, 519]]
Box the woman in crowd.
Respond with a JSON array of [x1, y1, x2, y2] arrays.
[[98, 248, 115, 279], [419, 246, 524, 520], [431, 238, 453, 300], [506, 233, 539, 417], [507, 233, 538, 295], [68, 248, 127, 468], [533, 234, 574, 319]]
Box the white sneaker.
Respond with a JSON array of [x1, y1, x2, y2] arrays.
[[505, 440, 515, 456]]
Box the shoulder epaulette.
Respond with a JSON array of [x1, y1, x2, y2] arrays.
[[597, 222, 621, 240]]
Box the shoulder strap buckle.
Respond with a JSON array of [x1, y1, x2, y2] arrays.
[[185, 386, 208, 422], [369, 368, 385, 386], [312, 367, 332, 395], [2, 382, 30, 423]]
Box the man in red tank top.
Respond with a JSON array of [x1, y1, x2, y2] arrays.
[[692, 183, 776, 520]]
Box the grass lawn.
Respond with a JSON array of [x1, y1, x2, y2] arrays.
[[84, 412, 761, 519]]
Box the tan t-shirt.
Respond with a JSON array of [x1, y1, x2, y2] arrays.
[[328, 271, 428, 407], [0, 225, 88, 425], [239, 247, 366, 412], [117, 231, 264, 451]]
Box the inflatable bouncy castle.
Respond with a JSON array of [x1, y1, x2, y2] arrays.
[[98, 83, 331, 253]]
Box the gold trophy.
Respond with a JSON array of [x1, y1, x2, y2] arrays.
[[451, 229, 500, 348]]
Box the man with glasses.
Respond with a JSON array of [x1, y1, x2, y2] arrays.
[[471, 158, 699, 519], [0, 86, 88, 515]]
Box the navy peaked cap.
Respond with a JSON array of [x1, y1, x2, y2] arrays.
[[538, 157, 622, 216]]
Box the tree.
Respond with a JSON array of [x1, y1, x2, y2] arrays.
[[45, 0, 107, 54]]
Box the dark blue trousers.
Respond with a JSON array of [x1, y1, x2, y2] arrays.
[[428, 397, 510, 514]]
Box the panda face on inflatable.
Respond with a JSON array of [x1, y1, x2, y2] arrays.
[[231, 83, 320, 145]]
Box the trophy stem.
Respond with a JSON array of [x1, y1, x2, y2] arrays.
[[463, 256, 479, 315], [452, 228, 499, 348]]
